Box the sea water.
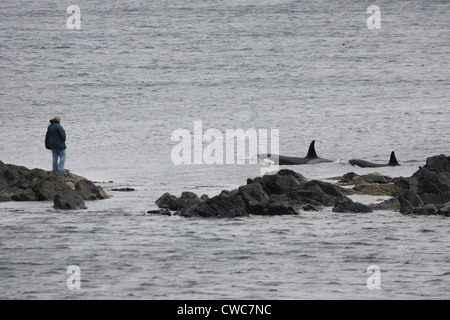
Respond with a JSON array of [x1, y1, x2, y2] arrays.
[[0, 0, 449, 299]]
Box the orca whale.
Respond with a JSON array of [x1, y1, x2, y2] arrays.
[[258, 140, 333, 165], [349, 151, 400, 168]]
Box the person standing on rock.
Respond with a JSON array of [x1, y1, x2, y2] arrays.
[[45, 116, 67, 171]]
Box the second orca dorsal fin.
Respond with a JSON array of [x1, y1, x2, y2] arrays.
[[389, 151, 400, 166], [306, 140, 318, 159]]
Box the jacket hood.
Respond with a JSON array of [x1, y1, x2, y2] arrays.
[[50, 119, 59, 124]]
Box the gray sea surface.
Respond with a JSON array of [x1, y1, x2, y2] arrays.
[[0, 0, 449, 299]]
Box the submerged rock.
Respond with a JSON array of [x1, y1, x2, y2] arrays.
[[111, 187, 136, 192], [147, 208, 171, 216]]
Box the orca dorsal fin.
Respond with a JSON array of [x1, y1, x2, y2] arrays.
[[306, 140, 318, 159], [389, 151, 400, 166]]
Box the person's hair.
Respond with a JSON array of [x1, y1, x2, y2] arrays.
[[54, 116, 61, 122]]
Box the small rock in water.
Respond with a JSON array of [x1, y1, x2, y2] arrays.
[[111, 187, 136, 192], [147, 208, 171, 216]]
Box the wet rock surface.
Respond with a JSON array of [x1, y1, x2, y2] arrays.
[[155, 169, 369, 218], [396, 154, 450, 215], [335, 154, 450, 215], [0, 161, 109, 210]]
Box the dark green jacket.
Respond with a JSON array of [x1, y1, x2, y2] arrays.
[[45, 119, 66, 150]]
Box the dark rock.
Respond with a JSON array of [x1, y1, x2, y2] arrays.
[[75, 179, 110, 200], [395, 177, 423, 213], [395, 177, 418, 195], [396, 155, 450, 214], [332, 199, 373, 213], [32, 177, 68, 201], [409, 204, 438, 215], [423, 154, 450, 173], [0, 193, 11, 202], [181, 191, 200, 203], [147, 208, 171, 216], [289, 180, 349, 207], [0, 161, 109, 210], [165, 171, 352, 218], [54, 188, 87, 210], [11, 188, 38, 201], [177, 202, 217, 218], [369, 197, 400, 211], [155, 154, 450, 218], [155, 193, 179, 210], [398, 191, 423, 213], [416, 154, 450, 191], [238, 183, 269, 214], [207, 192, 247, 218], [1, 164, 30, 187], [265, 195, 298, 215], [111, 187, 135, 192], [155, 191, 200, 211], [302, 204, 318, 211], [178, 191, 247, 218], [26, 168, 47, 181], [437, 202, 450, 216], [159, 169, 360, 218], [339, 172, 359, 184], [412, 166, 450, 204], [248, 169, 307, 195]]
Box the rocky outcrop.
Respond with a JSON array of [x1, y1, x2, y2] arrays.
[[155, 169, 371, 218], [329, 172, 400, 211], [0, 161, 109, 210], [332, 172, 396, 197], [396, 154, 450, 215], [329, 155, 450, 215], [154, 155, 450, 218]]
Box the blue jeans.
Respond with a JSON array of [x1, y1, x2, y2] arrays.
[[52, 149, 66, 171]]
